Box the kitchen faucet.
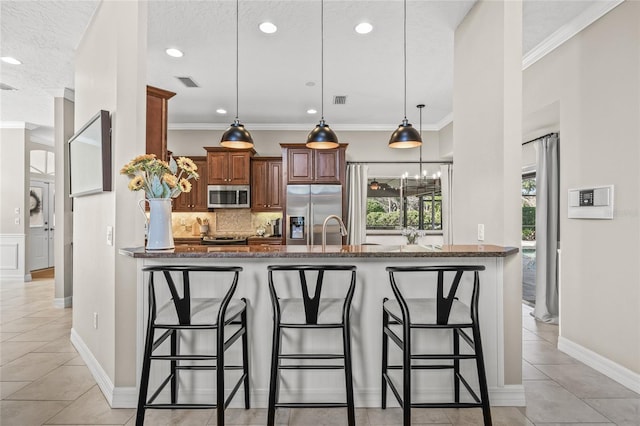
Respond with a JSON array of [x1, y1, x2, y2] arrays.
[[322, 215, 347, 249]]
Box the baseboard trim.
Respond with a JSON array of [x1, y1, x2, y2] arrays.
[[70, 328, 116, 406], [53, 296, 72, 308], [558, 336, 640, 394]]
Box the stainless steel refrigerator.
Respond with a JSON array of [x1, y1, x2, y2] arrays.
[[286, 185, 343, 245]]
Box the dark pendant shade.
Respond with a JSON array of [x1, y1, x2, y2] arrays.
[[220, 120, 254, 149], [388, 119, 422, 148], [306, 119, 339, 149]]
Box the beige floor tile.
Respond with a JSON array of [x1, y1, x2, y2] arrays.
[[522, 360, 548, 380], [0, 352, 77, 381], [26, 307, 71, 318], [0, 340, 48, 365], [521, 314, 559, 334], [0, 380, 30, 399], [0, 400, 70, 426], [367, 407, 450, 424], [287, 407, 369, 425], [127, 408, 215, 425], [6, 365, 96, 401], [221, 408, 289, 425], [0, 316, 52, 333], [444, 407, 532, 425], [528, 423, 614, 426], [521, 329, 543, 341], [534, 330, 559, 345], [0, 331, 21, 342], [33, 335, 77, 353], [8, 323, 70, 342], [522, 340, 577, 365], [522, 380, 610, 423], [584, 398, 640, 425], [45, 385, 135, 425], [64, 355, 87, 366], [537, 363, 639, 399]]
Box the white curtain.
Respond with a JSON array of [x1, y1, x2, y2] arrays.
[[440, 164, 454, 245], [346, 164, 368, 244], [534, 134, 560, 324]]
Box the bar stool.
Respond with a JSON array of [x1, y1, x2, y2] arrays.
[[267, 265, 357, 426], [136, 266, 249, 426], [381, 265, 491, 426]]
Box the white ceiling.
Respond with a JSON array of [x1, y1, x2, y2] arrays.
[[0, 0, 620, 136]]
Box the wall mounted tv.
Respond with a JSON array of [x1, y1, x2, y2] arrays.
[[68, 110, 112, 197]]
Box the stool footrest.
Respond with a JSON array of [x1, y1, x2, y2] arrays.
[[145, 403, 216, 409], [280, 354, 344, 359], [150, 355, 216, 361], [410, 402, 483, 408], [388, 365, 455, 370], [279, 365, 345, 370], [412, 354, 477, 360], [275, 402, 348, 408], [175, 365, 244, 371]]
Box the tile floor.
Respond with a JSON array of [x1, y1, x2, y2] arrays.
[[1, 277, 639, 425]]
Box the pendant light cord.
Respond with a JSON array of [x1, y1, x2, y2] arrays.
[[419, 105, 423, 175], [403, 0, 407, 121], [321, 0, 325, 122], [235, 0, 239, 121]]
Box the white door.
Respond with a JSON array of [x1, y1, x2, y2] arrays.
[[29, 181, 54, 271]]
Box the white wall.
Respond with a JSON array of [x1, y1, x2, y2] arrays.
[[73, 0, 147, 397], [439, 121, 453, 159], [524, 1, 640, 376], [0, 126, 30, 280], [453, 0, 523, 385]]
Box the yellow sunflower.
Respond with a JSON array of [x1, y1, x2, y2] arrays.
[[163, 174, 177, 188], [128, 175, 145, 191], [177, 157, 197, 173], [178, 178, 192, 193]]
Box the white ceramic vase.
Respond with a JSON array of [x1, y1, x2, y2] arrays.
[[139, 198, 175, 250]]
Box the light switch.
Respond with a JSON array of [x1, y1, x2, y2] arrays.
[[15, 217, 20, 225], [14, 207, 20, 214], [106, 226, 114, 246], [477, 224, 485, 241]]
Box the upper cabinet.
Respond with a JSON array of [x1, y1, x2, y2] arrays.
[[204, 147, 255, 185], [173, 156, 208, 212], [251, 157, 283, 211], [146, 85, 176, 161], [281, 144, 347, 185]]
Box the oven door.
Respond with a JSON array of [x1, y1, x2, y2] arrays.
[[207, 185, 250, 208]]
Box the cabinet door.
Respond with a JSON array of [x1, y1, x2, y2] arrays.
[[267, 160, 283, 210], [173, 191, 191, 212], [191, 157, 208, 211], [207, 152, 229, 184], [228, 152, 251, 184], [287, 148, 314, 183], [314, 149, 340, 183], [146, 86, 175, 162], [251, 160, 268, 211]]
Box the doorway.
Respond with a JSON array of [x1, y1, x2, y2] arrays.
[[29, 180, 54, 271]]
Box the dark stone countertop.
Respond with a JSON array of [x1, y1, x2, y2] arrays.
[[119, 244, 519, 259]]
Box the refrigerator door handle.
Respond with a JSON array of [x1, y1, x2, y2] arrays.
[[308, 204, 313, 245]]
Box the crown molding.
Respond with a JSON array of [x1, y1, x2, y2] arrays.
[[435, 112, 453, 130], [0, 122, 39, 130], [523, 0, 623, 70], [168, 122, 441, 132], [45, 88, 75, 101]]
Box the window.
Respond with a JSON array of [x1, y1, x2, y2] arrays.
[[522, 172, 536, 240], [367, 177, 442, 231]]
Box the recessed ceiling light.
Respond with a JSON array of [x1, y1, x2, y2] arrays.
[[165, 48, 184, 58], [216, 108, 227, 114], [355, 22, 373, 34], [259, 22, 277, 34], [307, 109, 317, 114], [1, 56, 22, 65], [305, 81, 316, 87]]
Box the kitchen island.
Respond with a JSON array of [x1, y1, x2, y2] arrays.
[[120, 244, 523, 408]]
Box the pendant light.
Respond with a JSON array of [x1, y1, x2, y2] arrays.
[[388, 0, 422, 149], [306, 0, 339, 149], [221, 0, 254, 149]]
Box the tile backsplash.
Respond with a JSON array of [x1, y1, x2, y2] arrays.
[[172, 210, 282, 238]]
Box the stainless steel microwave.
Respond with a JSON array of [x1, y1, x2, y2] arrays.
[[207, 185, 250, 209]]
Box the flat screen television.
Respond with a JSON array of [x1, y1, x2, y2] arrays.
[[68, 110, 112, 197]]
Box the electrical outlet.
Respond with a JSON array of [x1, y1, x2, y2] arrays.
[[93, 312, 98, 329], [477, 224, 485, 241], [106, 226, 114, 246], [14, 207, 20, 214], [14, 217, 20, 225]]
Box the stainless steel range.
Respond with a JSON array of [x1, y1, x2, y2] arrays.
[[201, 236, 248, 246]]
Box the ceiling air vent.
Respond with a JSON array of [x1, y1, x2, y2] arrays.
[[0, 82, 17, 91], [333, 95, 347, 105], [176, 76, 200, 88]]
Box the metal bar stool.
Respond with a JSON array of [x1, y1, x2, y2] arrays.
[[267, 265, 357, 426], [381, 265, 491, 426], [136, 266, 250, 426]]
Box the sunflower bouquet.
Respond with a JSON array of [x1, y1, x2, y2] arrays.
[[120, 154, 199, 199]]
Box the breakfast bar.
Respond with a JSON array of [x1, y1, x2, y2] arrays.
[[120, 244, 521, 408]]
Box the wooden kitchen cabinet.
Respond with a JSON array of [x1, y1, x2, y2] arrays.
[[205, 148, 254, 185], [282, 144, 347, 184], [251, 157, 283, 211], [146, 85, 175, 161], [173, 156, 208, 212], [247, 236, 282, 246]]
